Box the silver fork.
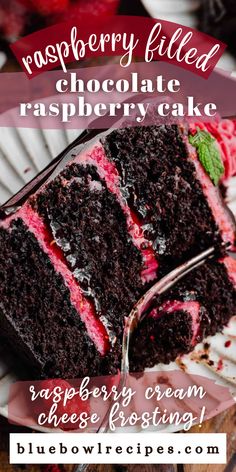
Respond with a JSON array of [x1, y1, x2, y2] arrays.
[[73, 245, 222, 472]]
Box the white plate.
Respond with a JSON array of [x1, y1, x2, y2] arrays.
[[0, 127, 235, 432], [140, 0, 236, 72], [0, 128, 80, 205]]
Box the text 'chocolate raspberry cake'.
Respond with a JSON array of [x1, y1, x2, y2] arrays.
[[0, 122, 236, 379]]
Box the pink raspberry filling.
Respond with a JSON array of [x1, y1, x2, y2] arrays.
[[221, 256, 236, 288]]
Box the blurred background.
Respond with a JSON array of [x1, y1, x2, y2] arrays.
[[0, 0, 236, 72]]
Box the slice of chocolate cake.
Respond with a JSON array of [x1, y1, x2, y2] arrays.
[[0, 122, 235, 379]]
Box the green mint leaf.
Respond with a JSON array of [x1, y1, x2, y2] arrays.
[[189, 129, 214, 146], [188, 128, 224, 186]]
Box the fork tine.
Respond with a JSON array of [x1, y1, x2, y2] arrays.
[[135, 246, 216, 322], [121, 245, 221, 376], [82, 244, 227, 440]]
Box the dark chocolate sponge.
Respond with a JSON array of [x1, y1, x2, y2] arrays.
[[33, 163, 143, 343], [0, 219, 107, 379], [130, 259, 236, 372], [103, 125, 223, 277]]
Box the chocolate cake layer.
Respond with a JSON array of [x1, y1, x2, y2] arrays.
[[0, 219, 106, 379], [32, 163, 143, 346], [130, 258, 236, 371], [102, 125, 234, 276], [131, 310, 195, 368]]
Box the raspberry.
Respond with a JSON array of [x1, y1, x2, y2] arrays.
[[43, 466, 61, 472], [18, 0, 69, 16], [0, 0, 27, 40], [17, 0, 32, 8], [51, 0, 119, 23]]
